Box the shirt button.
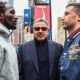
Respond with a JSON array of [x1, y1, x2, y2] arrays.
[[64, 53, 67, 56], [60, 66, 64, 70], [67, 39, 70, 42]]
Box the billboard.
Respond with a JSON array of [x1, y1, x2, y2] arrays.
[[24, 9, 31, 26], [34, 0, 49, 4], [34, 5, 50, 28]]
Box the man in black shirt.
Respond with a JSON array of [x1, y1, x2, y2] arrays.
[[18, 18, 63, 80]]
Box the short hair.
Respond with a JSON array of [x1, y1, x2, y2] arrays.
[[33, 18, 48, 27], [0, 2, 7, 13], [66, 3, 80, 14]]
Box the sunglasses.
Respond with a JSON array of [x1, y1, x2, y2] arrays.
[[34, 27, 48, 31]]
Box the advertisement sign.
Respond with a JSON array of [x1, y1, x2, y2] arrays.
[[34, 5, 50, 28], [24, 9, 31, 26], [34, 0, 49, 4]]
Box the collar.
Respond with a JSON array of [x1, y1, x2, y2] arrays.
[[35, 38, 48, 45], [0, 23, 11, 38], [69, 27, 80, 39]]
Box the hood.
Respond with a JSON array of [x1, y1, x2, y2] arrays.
[[0, 23, 10, 38]]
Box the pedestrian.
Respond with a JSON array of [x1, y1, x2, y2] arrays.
[[18, 18, 63, 80], [0, 2, 18, 80], [60, 3, 80, 80]]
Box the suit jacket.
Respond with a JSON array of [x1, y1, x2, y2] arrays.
[[18, 40, 63, 80]]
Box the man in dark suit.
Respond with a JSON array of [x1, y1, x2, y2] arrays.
[[18, 18, 63, 80]]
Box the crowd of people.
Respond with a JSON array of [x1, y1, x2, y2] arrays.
[[0, 1, 80, 80]]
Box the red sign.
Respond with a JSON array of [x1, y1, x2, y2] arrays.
[[34, 5, 50, 28]]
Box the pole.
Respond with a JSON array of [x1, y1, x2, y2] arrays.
[[49, 0, 52, 40]]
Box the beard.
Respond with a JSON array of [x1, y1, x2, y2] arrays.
[[3, 15, 17, 30], [63, 25, 68, 30], [63, 24, 75, 31], [4, 22, 16, 30], [3, 19, 16, 30]]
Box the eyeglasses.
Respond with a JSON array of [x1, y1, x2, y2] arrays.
[[34, 27, 48, 31]]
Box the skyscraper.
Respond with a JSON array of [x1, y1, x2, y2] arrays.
[[8, 0, 13, 5], [68, 0, 76, 3], [2, 0, 13, 5]]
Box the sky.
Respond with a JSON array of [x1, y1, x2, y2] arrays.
[[51, 0, 68, 39], [14, 0, 28, 16], [52, 0, 68, 18], [14, 0, 68, 16]]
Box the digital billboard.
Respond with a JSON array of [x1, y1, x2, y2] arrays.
[[34, 5, 50, 28], [24, 9, 31, 26], [34, 0, 49, 4]]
